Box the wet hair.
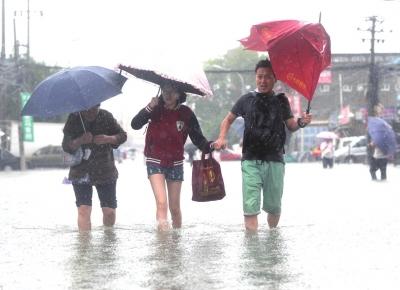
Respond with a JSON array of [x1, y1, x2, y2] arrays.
[[255, 59, 276, 78], [160, 81, 187, 104], [178, 91, 187, 104]]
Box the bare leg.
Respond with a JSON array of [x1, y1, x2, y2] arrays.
[[149, 174, 170, 231], [244, 215, 258, 232], [78, 205, 92, 231], [167, 180, 182, 229], [102, 207, 116, 227], [267, 213, 280, 228]]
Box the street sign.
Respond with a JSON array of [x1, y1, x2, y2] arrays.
[[20, 92, 34, 142]]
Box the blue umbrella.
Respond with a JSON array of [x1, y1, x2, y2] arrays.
[[21, 66, 127, 117], [367, 116, 397, 155]]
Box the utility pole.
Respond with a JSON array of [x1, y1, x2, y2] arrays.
[[13, 0, 42, 61], [26, 0, 30, 60], [366, 16, 379, 116], [358, 16, 386, 163], [13, 18, 18, 60], [1, 0, 5, 60], [358, 16, 385, 116]]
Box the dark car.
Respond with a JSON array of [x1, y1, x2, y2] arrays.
[[0, 149, 20, 171], [27, 145, 68, 169]]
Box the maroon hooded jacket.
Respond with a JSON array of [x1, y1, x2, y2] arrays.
[[131, 104, 211, 167]]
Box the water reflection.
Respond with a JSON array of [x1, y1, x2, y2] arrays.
[[141, 226, 230, 290], [240, 229, 295, 289], [68, 228, 119, 289], [140, 230, 184, 289]]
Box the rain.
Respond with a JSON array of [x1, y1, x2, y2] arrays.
[[1, 0, 400, 289]]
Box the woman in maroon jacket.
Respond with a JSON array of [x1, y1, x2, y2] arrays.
[[131, 81, 212, 231]]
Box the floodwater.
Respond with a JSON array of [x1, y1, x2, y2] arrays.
[[1, 159, 400, 289]]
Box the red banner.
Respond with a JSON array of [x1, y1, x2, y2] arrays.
[[318, 70, 332, 84]]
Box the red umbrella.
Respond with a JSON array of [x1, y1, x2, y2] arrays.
[[240, 19, 331, 110]]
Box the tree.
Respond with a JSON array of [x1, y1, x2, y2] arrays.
[[187, 46, 265, 145], [0, 58, 62, 122]]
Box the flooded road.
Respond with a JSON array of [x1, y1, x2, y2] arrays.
[[1, 161, 400, 289]]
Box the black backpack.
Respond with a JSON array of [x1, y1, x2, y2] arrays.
[[244, 92, 286, 154]]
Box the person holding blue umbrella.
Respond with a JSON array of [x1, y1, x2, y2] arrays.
[[22, 66, 128, 231], [62, 104, 127, 231]]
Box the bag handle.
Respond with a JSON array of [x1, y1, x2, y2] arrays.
[[201, 151, 213, 161], [201, 141, 214, 163]]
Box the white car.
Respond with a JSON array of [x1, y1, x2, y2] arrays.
[[334, 136, 368, 163]]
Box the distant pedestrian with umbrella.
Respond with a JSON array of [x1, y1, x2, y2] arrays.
[[316, 131, 338, 169], [22, 66, 128, 231], [319, 139, 334, 168], [123, 62, 214, 231], [213, 59, 312, 231], [367, 104, 396, 181]]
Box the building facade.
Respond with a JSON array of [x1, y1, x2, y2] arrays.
[[285, 53, 400, 152]]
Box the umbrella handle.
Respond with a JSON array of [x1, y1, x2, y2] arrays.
[[79, 112, 87, 133], [306, 100, 311, 114]]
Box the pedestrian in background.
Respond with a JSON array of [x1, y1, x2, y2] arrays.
[[368, 140, 388, 181], [368, 103, 389, 181], [62, 104, 127, 231], [320, 139, 334, 168]]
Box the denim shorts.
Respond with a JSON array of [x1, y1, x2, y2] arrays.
[[147, 163, 184, 181], [73, 181, 117, 209]]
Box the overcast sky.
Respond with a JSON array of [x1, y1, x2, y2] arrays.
[[4, 0, 399, 68]]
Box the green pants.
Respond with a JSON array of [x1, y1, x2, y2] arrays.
[[241, 160, 285, 215]]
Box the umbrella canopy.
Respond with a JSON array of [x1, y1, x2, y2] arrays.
[[316, 131, 338, 139], [21, 66, 127, 117], [118, 63, 213, 97], [368, 117, 397, 155], [239, 19, 331, 101]]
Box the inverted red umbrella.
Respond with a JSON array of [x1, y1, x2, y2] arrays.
[[240, 19, 331, 112]]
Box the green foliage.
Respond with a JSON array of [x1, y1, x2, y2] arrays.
[[187, 46, 266, 145], [0, 58, 62, 122]]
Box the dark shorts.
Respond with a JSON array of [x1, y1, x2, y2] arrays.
[[146, 163, 184, 181], [72, 181, 117, 209]]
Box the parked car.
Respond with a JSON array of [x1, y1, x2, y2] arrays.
[[0, 149, 20, 171], [27, 145, 68, 169], [334, 136, 367, 163]]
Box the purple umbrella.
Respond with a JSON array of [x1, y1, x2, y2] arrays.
[[367, 117, 397, 155]]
